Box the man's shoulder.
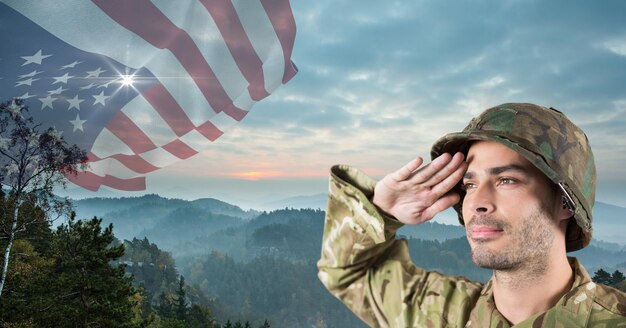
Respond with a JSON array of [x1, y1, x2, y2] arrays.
[[592, 282, 626, 317]]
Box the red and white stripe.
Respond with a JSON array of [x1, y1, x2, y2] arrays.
[[7, 0, 297, 191]]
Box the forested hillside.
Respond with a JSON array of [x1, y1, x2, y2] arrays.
[[4, 190, 626, 326]]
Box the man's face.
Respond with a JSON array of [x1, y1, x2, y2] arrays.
[[461, 141, 560, 271]]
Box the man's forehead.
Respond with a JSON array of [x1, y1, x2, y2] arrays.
[[465, 141, 534, 172]]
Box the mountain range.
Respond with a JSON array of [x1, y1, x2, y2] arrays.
[[73, 193, 626, 247], [258, 194, 626, 245], [67, 193, 626, 327]]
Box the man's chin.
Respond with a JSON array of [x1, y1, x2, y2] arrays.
[[470, 247, 514, 270]]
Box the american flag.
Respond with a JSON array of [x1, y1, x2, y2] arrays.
[[0, 0, 297, 191]]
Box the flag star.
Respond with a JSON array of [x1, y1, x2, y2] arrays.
[[17, 92, 36, 99], [97, 80, 114, 89], [86, 67, 106, 78], [80, 83, 95, 90], [48, 128, 63, 141], [69, 114, 86, 132], [6, 100, 23, 119], [21, 49, 52, 66], [39, 95, 56, 110], [67, 95, 84, 110], [48, 86, 68, 95], [52, 73, 73, 84], [92, 91, 110, 106], [15, 78, 39, 87], [61, 60, 82, 69], [18, 70, 42, 79], [8, 100, 21, 110]]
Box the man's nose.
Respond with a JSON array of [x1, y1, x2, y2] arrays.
[[466, 183, 496, 214]]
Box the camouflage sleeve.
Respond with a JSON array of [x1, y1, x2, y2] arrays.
[[317, 165, 482, 328]]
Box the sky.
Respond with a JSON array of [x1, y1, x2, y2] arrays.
[[63, 0, 626, 210]]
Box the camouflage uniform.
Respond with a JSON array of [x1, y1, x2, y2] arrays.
[[317, 165, 626, 327], [318, 104, 626, 327]]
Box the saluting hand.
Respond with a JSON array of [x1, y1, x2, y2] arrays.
[[373, 152, 467, 225]]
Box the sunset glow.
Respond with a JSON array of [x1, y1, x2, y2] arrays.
[[230, 171, 283, 180]]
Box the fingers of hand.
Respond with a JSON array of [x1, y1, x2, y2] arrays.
[[415, 152, 464, 187], [391, 157, 424, 181], [429, 155, 467, 196], [421, 192, 461, 221], [410, 152, 456, 184]]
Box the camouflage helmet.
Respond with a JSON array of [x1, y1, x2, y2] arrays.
[[430, 103, 595, 252]]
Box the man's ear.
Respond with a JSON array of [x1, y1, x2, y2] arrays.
[[557, 195, 574, 222]]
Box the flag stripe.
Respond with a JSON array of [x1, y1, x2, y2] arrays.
[[200, 0, 269, 101], [92, 0, 248, 121], [196, 120, 224, 141], [87, 121, 221, 177], [234, 0, 285, 94], [88, 152, 159, 174], [162, 139, 198, 160], [66, 171, 146, 191], [150, 0, 253, 116], [141, 82, 195, 137], [120, 94, 180, 149], [261, 0, 298, 83], [106, 112, 157, 153], [90, 127, 135, 158]]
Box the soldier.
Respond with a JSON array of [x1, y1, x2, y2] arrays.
[[318, 103, 626, 327]]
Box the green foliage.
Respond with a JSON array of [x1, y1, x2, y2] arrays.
[[183, 252, 364, 328], [249, 211, 323, 260], [73, 195, 257, 242], [592, 268, 625, 287], [611, 270, 625, 284], [174, 276, 189, 321], [0, 214, 136, 327], [0, 190, 53, 255], [45, 215, 136, 327], [593, 268, 612, 285], [186, 304, 220, 328], [0, 99, 86, 298], [121, 237, 178, 303], [398, 220, 465, 241]]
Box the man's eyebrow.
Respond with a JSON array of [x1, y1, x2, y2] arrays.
[[488, 164, 528, 176], [463, 164, 528, 179]]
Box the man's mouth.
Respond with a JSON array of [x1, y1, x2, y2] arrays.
[[470, 225, 504, 241]]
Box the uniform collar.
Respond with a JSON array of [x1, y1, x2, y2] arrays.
[[466, 257, 595, 327]]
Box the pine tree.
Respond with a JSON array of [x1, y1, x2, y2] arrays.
[[34, 214, 136, 327], [175, 275, 189, 320], [187, 304, 219, 328], [592, 268, 612, 285], [156, 291, 174, 318], [610, 270, 625, 285], [259, 319, 271, 328]]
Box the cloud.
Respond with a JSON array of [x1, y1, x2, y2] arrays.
[[140, 0, 626, 206], [598, 38, 626, 57]]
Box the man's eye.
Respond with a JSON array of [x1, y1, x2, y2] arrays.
[[461, 182, 475, 190], [499, 178, 516, 185]]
